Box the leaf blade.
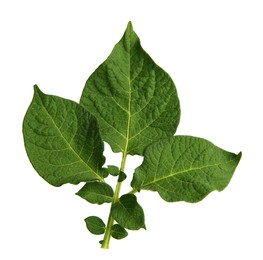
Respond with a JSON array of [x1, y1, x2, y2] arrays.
[[111, 194, 146, 230], [131, 136, 241, 203], [85, 216, 105, 235], [111, 224, 128, 240], [76, 182, 113, 204], [107, 165, 119, 176], [23, 85, 105, 186], [80, 22, 180, 155]]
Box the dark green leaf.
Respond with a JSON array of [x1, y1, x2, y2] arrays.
[[111, 224, 128, 240], [131, 136, 242, 203], [22, 85, 105, 186], [80, 22, 180, 155], [76, 182, 113, 204], [101, 168, 109, 178], [107, 165, 119, 176], [85, 216, 105, 235], [111, 194, 146, 230], [118, 171, 127, 182]]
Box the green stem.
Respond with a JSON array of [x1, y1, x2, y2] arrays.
[[101, 152, 128, 249], [128, 188, 138, 194]]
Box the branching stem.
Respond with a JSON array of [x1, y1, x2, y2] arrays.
[[101, 152, 128, 249]]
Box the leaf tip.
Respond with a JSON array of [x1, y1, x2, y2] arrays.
[[127, 21, 133, 29], [33, 84, 40, 92], [33, 84, 44, 98], [126, 21, 134, 33], [235, 151, 242, 164]]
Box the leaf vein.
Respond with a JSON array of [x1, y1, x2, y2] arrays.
[[144, 159, 237, 187], [37, 98, 104, 182]]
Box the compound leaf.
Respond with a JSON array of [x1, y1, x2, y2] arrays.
[[111, 194, 146, 230], [76, 182, 113, 204], [85, 216, 105, 235], [131, 136, 241, 203], [23, 85, 105, 186], [80, 22, 180, 155]]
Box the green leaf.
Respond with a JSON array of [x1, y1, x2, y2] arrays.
[[117, 171, 127, 182], [107, 165, 119, 176], [80, 21, 180, 155], [85, 216, 105, 235], [76, 181, 113, 204], [131, 136, 242, 203], [22, 22, 242, 249], [22, 85, 105, 186], [111, 194, 146, 230], [111, 224, 128, 240], [101, 168, 109, 178]]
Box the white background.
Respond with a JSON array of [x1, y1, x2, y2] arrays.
[[1, 0, 262, 259]]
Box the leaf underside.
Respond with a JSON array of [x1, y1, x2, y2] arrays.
[[23, 85, 105, 186], [132, 136, 241, 203], [80, 22, 180, 155]]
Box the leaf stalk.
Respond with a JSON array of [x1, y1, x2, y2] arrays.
[[101, 152, 128, 249]]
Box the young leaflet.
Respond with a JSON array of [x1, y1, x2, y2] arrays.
[[22, 22, 241, 249]]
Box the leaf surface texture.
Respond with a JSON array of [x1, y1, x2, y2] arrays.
[[80, 22, 180, 155], [76, 182, 113, 204], [111, 194, 145, 230], [111, 224, 128, 240], [85, 216, 105, 235], [23, 86, 105, 186], [132, 136, 241, 202]]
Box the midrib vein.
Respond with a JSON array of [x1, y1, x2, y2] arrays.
[[143, 159, 236, 187], [39, 99, 104, 182], [123, 36, 132, 155]]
